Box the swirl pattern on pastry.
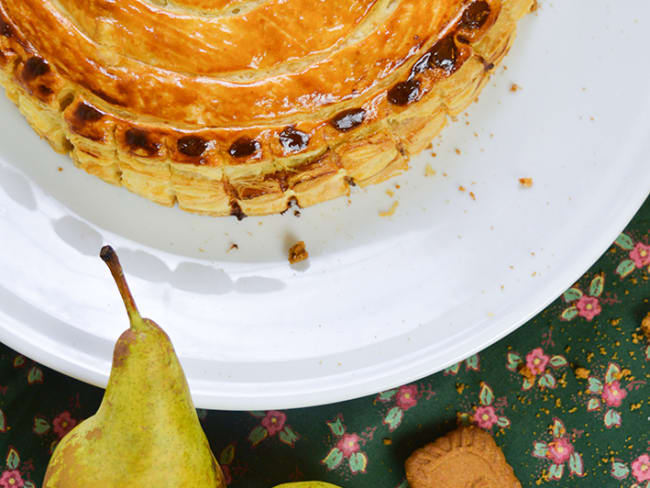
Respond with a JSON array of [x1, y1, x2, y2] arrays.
[[0, 0, 535, 216]]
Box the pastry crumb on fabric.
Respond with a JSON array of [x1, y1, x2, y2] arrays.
[[386, 189, 394, 197], [227, 243, 239, 252], [510, 83, 520, 92], [519, 177, 533, 187], [383, 438, 392, 446], [424, 164, 436, 176], [519, 365, 536, 384], [458, 185, 466, 192], [406, 426, 521, 488], [574, 367, 590, 379], [379, 201, 399, 217], [288, 241, 309, 264], [641, 312, 650, 340], [455, 148, 462, 155], [57, 166, 63, 172], [469, 191, 476, 201]]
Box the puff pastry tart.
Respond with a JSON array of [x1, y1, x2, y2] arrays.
[[0, 0, 534, 217]]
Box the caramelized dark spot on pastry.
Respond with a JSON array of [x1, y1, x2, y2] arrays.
[[331, 108, 366, 132], [0, 19, 12, 37], [388, 79, 421, 106], [345, 176, 357, 187], [74, 103, 104, 122], [230, 201, 247, 221], [229, 137, 260, 158], [429, 36, 458, 72], [459, 1, 491, 30], [125, 128, 159, 155], [22, 57, 50, 82], [178, 136, 207, 157], [37, 84, 53, 97], [456, 35, 471, 45], [279, 126, 310, 153]]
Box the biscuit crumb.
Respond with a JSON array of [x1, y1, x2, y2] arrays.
[[469, 191, 476, 201], [386, 189, 394, 197], [425, 164, 436, 176], [431, 152, 437, 157], [641, 312, 650, 340], [519, 177, 533, 188], [293, 210, 301, 217], [519, 365, 536, 384], [227, 243, 239, 253], [455, 148, 461, 155], [510, 83, 520, 92], [458, 186, 466, 192], [383, 438, 392, 446], [288, 241, 309, 264], [575, 367, 590, 379], [379, 201, 399, 217]]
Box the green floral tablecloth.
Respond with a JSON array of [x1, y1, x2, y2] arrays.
[[0, 198, 648, 488]]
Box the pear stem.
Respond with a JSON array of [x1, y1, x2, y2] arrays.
[[100, 246, 142, 328]]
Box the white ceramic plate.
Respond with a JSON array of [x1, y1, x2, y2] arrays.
[[0, 0, 648, 410]]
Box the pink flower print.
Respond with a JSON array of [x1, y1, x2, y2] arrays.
[[261, 411, 286, 436], [631, 454, 650, 482], [52, 411, 77, 439], [395, 385, 418, 411], [473, 406, 498, 429], [336, 433, 361, 458], [0, 470, 24, 488], [575, 296, 601, 321], [526, 348, 550, 375], [602, 381, 627, 407], [630, 242, 650, 268], [547, 438, 574, 464]]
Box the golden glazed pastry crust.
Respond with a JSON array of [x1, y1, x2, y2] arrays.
[[0, 0, 534, 217]]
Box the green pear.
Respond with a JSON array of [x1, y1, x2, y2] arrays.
[[43, 246, 226, 487]]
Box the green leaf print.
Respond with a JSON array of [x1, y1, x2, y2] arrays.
[[532, 442, 548, 458], [589, 273, 605, 297], [322, 448, 344, 470], [615, 233, 635, 250], [548, 463, 564, 480], [561, 306, 579, 321], [6, 447, 19, 470], [496, 416, 510, 428], [33, 417, 50, 435], [538, 372, 556, 389], [563, 288, 583, 302], [551, 419, 565, 438], [27, 366, 43, 385], [611, 461, 630, 480], [587, 377, 603, 394], [479, 383, 494, 406], [349, 452, 368, 474], [12, 356, 25, 368], [219, 444, 235, 465], [326, 418, 345, 437], [383, 407, 404, 432], [377, 389, 398, 401], [248, 425, 268, 447], [569, 452, 584, 476], [605, 363, 620, 384], [506, 353, 522, 372], [586, 398, 601, 412], [604, 409, 621, 428], [616, 259, 636, 279], [279, 426, 299, 446], [549, 355, 568, 368]]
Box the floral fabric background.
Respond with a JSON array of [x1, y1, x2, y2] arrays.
[[0, 198, 648, 488]]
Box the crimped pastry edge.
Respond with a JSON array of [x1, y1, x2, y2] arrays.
[[0, 0, 533, 217]]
